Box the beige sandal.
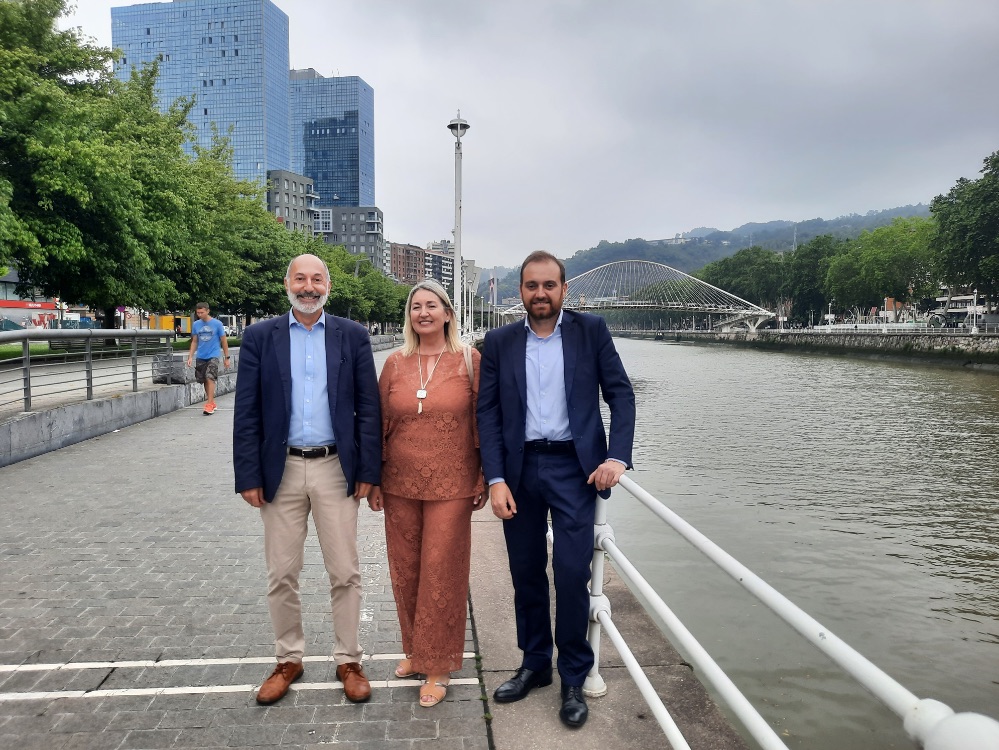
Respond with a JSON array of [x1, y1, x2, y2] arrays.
[[394, 658, 418, 679], [419, 675, 450, 707]]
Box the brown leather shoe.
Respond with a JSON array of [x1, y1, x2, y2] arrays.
[[255, 661, 304, 705], [336, 661, 371, 703]]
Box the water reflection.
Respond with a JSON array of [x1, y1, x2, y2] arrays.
[[610, 337, 999, 750]]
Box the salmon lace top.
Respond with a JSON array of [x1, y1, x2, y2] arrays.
[[378, 348, 484, 501]]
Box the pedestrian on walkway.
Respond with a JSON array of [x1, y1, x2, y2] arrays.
[[232, 253, 382, 706], [187, 302, 229, 415], [477, 250, 636, 729], [367, 280, 485, 707]]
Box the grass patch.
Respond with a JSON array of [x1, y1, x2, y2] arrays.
[[0, 343, 52, 361]]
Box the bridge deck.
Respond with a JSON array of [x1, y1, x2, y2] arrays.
[[0, 377, 746, 749]]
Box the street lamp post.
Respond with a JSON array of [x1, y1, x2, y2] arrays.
[[448, 112, 470, 337]]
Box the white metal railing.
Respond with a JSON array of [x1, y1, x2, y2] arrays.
[[584, 475, 999, 750]]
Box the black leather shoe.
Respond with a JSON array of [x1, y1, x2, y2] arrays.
[[559, 684, 588, 728], [493, 665, 553, 703]]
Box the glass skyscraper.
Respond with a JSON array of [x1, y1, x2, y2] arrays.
[[289, 70, 375, 208], [111, 0, 291, 186]]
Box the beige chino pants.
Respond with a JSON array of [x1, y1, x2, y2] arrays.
[[260, 453, 362, 665]]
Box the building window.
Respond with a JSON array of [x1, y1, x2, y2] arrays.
[[234, 49, 238, 56], [203, 108, 208, 115], [221, 50, 225, 57], [146, 27, 150, 34]]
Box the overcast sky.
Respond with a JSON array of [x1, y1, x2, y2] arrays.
[[59, 0, 999, 270]]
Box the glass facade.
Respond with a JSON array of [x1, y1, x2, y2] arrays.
[[111, 0, 290, 186], [289, 70, 375, 208]]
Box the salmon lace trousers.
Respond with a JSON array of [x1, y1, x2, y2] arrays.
[[383, 492, 473, 674]]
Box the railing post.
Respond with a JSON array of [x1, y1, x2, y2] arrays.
[[166, 336, 173, 385], [584, 493, 613, 697], [131, 334, 138, 392], [85, 337, 93, 400], [21, 338, 31, 412]]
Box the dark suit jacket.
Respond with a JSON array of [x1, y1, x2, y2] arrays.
[[233, 311, 381, 502], [477, 309, 635, 499]]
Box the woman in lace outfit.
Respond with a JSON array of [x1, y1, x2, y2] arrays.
[[367, 279, 485, 707]]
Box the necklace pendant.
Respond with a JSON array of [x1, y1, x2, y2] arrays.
[[418, 400, 423, 414], [416, 388, 427, 399]]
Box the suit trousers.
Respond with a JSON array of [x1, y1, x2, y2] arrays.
[[260, 453, 362, 664], [503, 450, 597, 686]]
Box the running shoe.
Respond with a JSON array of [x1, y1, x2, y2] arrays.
[[203, 402, 217, 415]]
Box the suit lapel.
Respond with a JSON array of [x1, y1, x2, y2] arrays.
[[512, 322, 528, 409], [324, 313, 342, 422], [561, 311, 577, 401], [272, 314, 293, 417]]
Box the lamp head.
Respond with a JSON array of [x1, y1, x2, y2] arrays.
[[448, 114, 470, 139]]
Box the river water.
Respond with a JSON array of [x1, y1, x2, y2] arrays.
[[607, 337, 998, 750]]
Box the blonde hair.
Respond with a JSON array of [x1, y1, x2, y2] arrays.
[[401, 279, 462, 356]]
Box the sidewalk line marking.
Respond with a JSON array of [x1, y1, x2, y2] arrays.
[[0, 652, 476, 674], [0, 677, 480, 702]]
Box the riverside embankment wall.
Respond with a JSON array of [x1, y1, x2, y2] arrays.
[[616, 329, 999, 370]]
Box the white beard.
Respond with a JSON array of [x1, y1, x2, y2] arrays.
[[287, 289, 329, 315]]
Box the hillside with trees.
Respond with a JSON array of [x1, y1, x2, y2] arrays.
[[691, 153, 999, 326], [480, 205, 932, 302]]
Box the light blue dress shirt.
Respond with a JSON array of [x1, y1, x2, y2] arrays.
[[287, 311, 336, 447], [525, 312, 572, 441]]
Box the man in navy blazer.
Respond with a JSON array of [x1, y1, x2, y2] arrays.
[[477, 251, 635, 728], [233, 253, 381, 706]]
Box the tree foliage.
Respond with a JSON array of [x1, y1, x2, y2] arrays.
[[931, 151, 999, 305]]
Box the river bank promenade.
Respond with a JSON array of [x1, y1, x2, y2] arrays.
[[0, 355, 747, 749]]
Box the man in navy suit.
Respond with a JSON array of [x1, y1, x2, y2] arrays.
[[477, 250, 635, 728], [233, 253, 381, 706]]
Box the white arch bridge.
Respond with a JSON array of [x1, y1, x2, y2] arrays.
[[504, 260, 774, 331]]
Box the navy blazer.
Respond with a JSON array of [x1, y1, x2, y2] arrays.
[[232, 312, 382, 502], [477, 309, 635, 499]]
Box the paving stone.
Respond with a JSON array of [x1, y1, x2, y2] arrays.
[[386, 718, 439, 740], [106, 710, 167, 731], [118, 727, 181, 749], [280, 722, 339, 745], [335, 719, 389, 742], [50, 711, 116, 733], [226, 723, 288, 746], [170, 725, 235, 748]]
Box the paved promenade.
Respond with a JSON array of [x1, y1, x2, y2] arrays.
[[0, 352, 747, 750]]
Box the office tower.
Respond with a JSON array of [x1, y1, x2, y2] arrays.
[[313, 207, 385, 271], [266, 170, 317, 235], [111, 0, 291, 186], [289, 70, 375, 208]]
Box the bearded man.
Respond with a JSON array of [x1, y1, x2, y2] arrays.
[[477, 250, 635, 729], [233, 253, 382, 706]]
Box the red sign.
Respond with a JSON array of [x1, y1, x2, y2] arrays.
[[0, 300, 56, 309]]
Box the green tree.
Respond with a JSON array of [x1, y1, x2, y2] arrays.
[[932, 151, 999, 307], [696, 246, 784, 308], [0, 2, 209, 326], [785, 235, 848, 323]]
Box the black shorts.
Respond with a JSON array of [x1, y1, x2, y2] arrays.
[[195, 358, 219, 384]]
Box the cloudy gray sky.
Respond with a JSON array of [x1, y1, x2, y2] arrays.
[[60, 0, 999, 269]]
